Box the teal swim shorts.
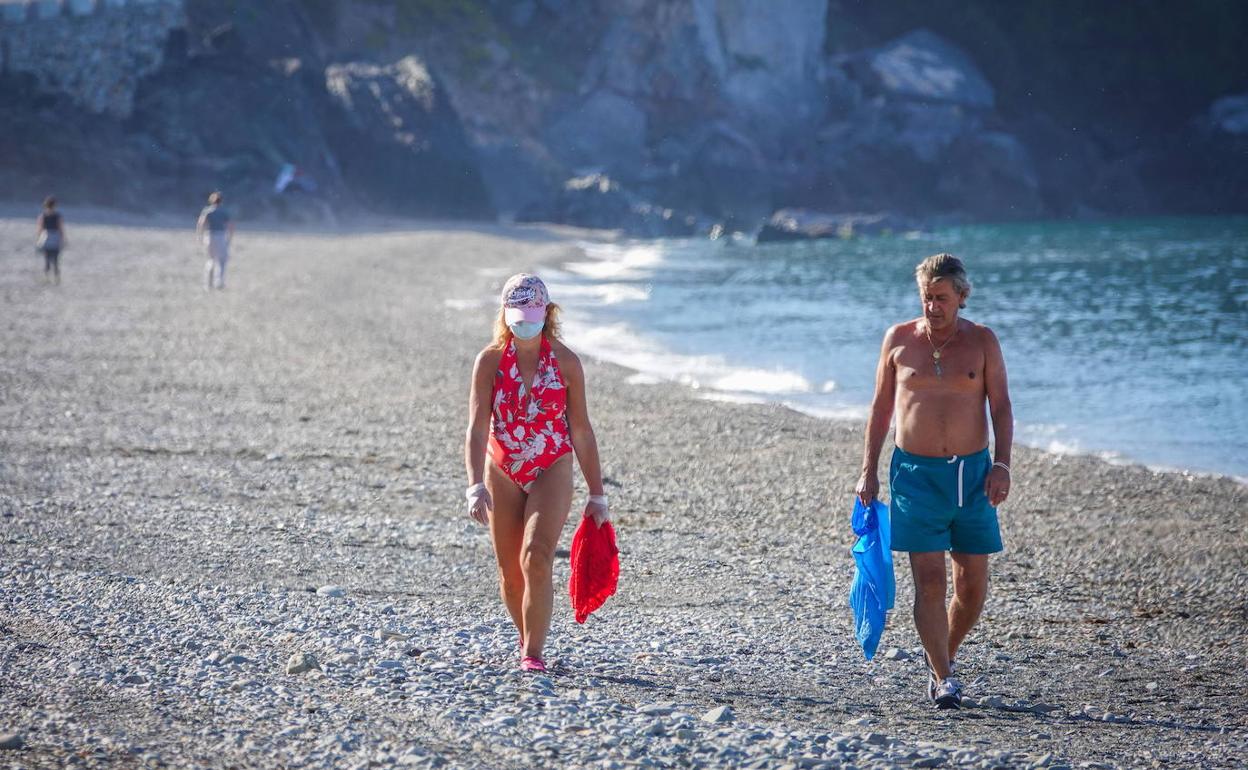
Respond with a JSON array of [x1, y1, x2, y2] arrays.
[[889, 447, 1003, 554]]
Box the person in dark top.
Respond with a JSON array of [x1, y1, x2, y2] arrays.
[[36, 196, 66, 284], [196, 191, 234, 290]]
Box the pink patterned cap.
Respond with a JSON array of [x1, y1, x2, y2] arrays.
[[500, 273, 549, 323]]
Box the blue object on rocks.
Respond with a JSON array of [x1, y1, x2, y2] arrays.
[[849, 497, 895, 660]]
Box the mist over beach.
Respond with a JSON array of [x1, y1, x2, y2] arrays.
[[2, 2, 1247, 769]]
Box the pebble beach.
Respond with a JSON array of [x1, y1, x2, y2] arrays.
[[1, 212, 1245, 769]]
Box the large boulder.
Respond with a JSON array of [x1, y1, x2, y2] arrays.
[[935, 131, 1043, 219], [324, 57, 493, 218], [800, 99, 978, 215], [420, 33, 561, 218], [1008, 112, 1137, 217], [578, 0, 827, 154], [128, 53, 345, 213], [757, 208, 914, 242], [0, 74, 156, 211], [697, 0, 828, 152], [580, 8, 718, 106], [1199, 93, 1248, 210], [516, 173, 700, 237], [701, 0, 829, 147], [823, 99, 978, 164], [852, 28, 994, 109], [468, 134, 564, 220], [118, 7, 495, 219], [795, 29, 1039, 221], [543, 90, 648, 172], [701, 0, 826, 84], [464, 0, 832, 226], [659, 121, 773, 224], [1209, 92, 1248, 136], [1131, 92, 1248, 215]]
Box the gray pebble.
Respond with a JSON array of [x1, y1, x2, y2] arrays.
[[702, 705, 735, 723], [286, 652, 321, 675]]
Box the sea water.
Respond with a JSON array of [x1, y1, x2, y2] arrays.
[[542, 217, 1248, 479]]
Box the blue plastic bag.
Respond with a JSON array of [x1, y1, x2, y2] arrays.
[[848, 497, 895, 660]]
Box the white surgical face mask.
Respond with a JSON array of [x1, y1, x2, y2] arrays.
[[508, 320, 545, 340]]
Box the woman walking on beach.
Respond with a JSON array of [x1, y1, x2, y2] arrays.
[[35, 196, 66, 284], [464, 273, 609, 673]]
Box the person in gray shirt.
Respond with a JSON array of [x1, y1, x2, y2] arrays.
[[196, 191, 234, 290]]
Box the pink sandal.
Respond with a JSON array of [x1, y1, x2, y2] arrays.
[[519, 655, 547, 673]]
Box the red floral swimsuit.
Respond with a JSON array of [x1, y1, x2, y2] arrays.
[[489, 337, 573, 491]]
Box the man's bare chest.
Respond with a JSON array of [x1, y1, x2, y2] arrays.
[[895, 341, 985, 392]]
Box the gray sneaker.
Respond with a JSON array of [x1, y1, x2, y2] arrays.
[[933, 677, 963, 709], [925, 655, 956, 702]]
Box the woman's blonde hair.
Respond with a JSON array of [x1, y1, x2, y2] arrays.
[[490, 303, 562, 349]]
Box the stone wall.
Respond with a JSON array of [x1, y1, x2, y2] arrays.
[[0, 0, 185, 118]]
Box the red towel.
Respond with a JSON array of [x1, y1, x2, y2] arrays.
[[568, 516, 619, 623]]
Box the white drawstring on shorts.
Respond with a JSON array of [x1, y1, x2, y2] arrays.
[[947, 455, 965, 507]]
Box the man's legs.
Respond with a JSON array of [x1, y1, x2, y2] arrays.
[[948, 552, 989, 662], [912, 552, 991, 670], [910, 551, 954, 679], [205, 238, 228, 289]]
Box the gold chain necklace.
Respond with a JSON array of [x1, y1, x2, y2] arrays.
[[924, 321, 957, 377]]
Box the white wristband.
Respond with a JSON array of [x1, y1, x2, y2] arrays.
[[992, 462, 1011, 474], [588, 495, 608, 506], [465, 482, 486, 500]]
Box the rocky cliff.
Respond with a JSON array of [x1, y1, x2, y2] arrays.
[[1, 0, 1245, 230], [0, 0, 492, 219], [0, 0, 184, 118]]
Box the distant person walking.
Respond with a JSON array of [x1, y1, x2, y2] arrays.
[[855, 253, 1014, 709], [196, 191, 234, 290], [464, 273, 609, 673], [36, 196, 66, 284]]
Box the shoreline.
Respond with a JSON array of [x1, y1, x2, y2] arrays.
[[548, 234, 1248, 487], [2, 211, 1245, 769]]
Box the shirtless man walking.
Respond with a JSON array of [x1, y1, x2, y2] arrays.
[[856, 253, 1013, 709]]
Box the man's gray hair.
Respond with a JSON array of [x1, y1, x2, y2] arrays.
[[915, 253, 972, 308]]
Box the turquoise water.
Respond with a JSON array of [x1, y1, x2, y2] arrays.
[[545, 217, 1248, 479]]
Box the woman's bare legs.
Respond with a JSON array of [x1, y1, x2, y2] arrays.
[[520, 455, 573, 659], [486, 460, 528, 641]]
